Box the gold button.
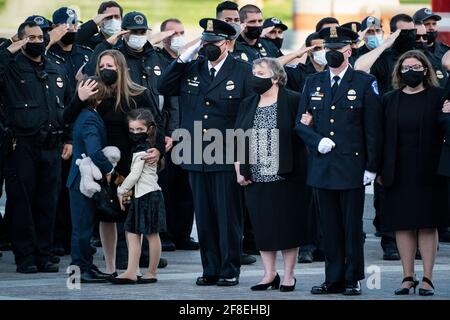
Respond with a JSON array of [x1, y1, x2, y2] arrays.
[[350, 106, 354, 109], [330, 131, 335, 136], [355, 152, 359, 156], [142, 75, 147, 79], [313, 107, 316, 110], [24, 104, 28, 107], [330, 119, 335, 124], [203, 129, 207, 133], [204, 115, 208, 119], [331, 105, 336, 110], [205, 101, 210, 106], [229, 96, 232, 99]]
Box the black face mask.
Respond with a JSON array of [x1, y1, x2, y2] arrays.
[[24, 42, 46, 58], [60, 32, 77, 45], [269, 37, 283, 50], [325, 50, 345, 68], [427, 31, 438, 45], [245, 26, 263, 40], [251, 75, 273, 95], [100, 69, 118, 86], [401, 70, 425, 88], [128, 132, 148, 145], [393, 29, 416, 54], [415, 42, 428, 51], [203, 43, 222, 62]]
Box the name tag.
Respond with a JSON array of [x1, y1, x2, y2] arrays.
[[311, 96, 322, 101]]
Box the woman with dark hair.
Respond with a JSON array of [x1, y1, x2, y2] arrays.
[[379, 50, 447, 296], [64, 50, 165, 277]]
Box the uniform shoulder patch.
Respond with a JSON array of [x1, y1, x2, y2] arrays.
[[371, 80, 379, 95]]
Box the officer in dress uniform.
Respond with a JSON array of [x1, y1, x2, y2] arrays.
[[413, 8, 450, 61], [341, 22, 362, 66], [0, 21, 71, 273], [158, 18, 253, 286], [295, 26, 382, 295]]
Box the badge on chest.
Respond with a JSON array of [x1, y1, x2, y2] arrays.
[[187, 76, 200, 87], [310, 87, 324, 101], [347, 89, 357, 101]]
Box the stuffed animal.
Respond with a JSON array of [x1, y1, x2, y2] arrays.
[[76, 146, 121, 198]]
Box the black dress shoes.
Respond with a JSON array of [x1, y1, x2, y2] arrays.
[[343, 281, 362, 296], [161, 240, 176, 252], [298, 251, 314, 263], [419, 277, 435, 296], [90, 266, 117, 279], [37, 261, 59, 273], [16, 263, 38, 274], [217, 277, 239, 286], [80, 271, 108, 283], [137, 277, 158, 284], [175, 238, 200, 250], [241, 254, 256, 265], [383, 248, 400, 261], [311, 282, 345, 294], [251, 273, 280, 291], [196, 276, 219, 286], [395, 276, 419, 295], [280, 278, 296, 292]]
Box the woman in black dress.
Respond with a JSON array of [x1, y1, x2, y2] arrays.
[[64, 50, 165, 275], [379, 50, 446, 296], [235, 58, 309, 292]]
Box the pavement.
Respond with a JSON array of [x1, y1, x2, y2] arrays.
[[0, 194, 450, 300]]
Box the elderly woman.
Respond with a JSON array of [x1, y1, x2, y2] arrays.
[[235, 58, 309, 292], [379, 50, 447, 296]]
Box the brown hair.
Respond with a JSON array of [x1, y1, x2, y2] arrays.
[[95, 50, 146, 110], [98, 1, 123, 16], [392, 50, 439, 89], [81, 76, 114, 108]]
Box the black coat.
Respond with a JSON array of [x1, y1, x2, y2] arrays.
[[235, 87, 308, 182], [295, 67, 383, 190], [381, 86, 444, 186]]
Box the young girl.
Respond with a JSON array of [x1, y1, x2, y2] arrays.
[[108, 108, 166, 285]]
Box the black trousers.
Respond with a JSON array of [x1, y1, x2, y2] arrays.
[[315, 187, 365, 283], [189, 171, 242, 279], [159, 150, 194, 244], [4, 137, 61, 265], [299, 187, 323, 253], [53, 157, 72, 253], [373, 183, 397, 251]]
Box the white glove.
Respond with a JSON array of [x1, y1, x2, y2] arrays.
[[318, 138, 336, 154], [179, 40, 202, 63], [363, 170, 376, 185]]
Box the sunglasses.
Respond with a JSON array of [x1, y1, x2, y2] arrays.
[[416, 34, 428, 41]]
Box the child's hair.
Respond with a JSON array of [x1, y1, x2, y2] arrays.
[[81, 76, 114, 107], [127, 108, 157, 147], [127, 108, 165, 171]]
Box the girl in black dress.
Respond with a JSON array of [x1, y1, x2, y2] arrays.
[[379, 50, 446, 296]]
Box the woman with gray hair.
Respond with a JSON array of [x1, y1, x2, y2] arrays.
[[234, 58, 309, 292]]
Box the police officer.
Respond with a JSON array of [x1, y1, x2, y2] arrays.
[[48, 8, 93, 98], [413, 7, 450, 61], [358, 16, 384, 57], [76, 1, 124, 50], [295, 26, 382, 295], [262, 17, 288, 56], [158, 18, 253, 286], [0, 21, 71, 273], [341, 22, 362, 66], [234, 4, 280, 63]]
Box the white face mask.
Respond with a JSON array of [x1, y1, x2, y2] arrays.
[[127, 35, 147, 50], [101, 19, 122, 37], [170, 36, 187, 54], [312, 50, 327, 66]]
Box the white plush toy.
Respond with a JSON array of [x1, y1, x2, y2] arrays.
[[76, 146, 121, 198]]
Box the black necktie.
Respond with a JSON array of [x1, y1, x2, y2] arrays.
[[210, 67, 216, 82], [331, 75, 340, 98]]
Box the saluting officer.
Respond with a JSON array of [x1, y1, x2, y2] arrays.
[[0, 21, 71, 273], [47, 8, 93, 96], [295, 26, 382, 295], [158, 18, 253, 286]]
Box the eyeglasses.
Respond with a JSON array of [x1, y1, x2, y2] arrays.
[[416, 34, 428, 41], [401, 65, 425, 73]]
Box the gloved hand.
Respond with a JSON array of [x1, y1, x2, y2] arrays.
[[318, 138, 336, 154], [363, 170, 376, 185], [178, 40, 202, 63]]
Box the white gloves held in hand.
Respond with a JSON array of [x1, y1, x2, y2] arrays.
[[179, 40, 202, 63], [363, 170, 376, 185], [318, 138, 336, 154]]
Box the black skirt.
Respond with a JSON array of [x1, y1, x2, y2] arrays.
[[125, 190, 167, 235], [244, 179, 308, 251]]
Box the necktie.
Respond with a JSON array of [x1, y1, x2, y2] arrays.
[[331, 75, 340, 98], [210, 67, 216, 82]]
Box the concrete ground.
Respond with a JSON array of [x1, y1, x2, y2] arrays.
[[0, 194, 450, 300]]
